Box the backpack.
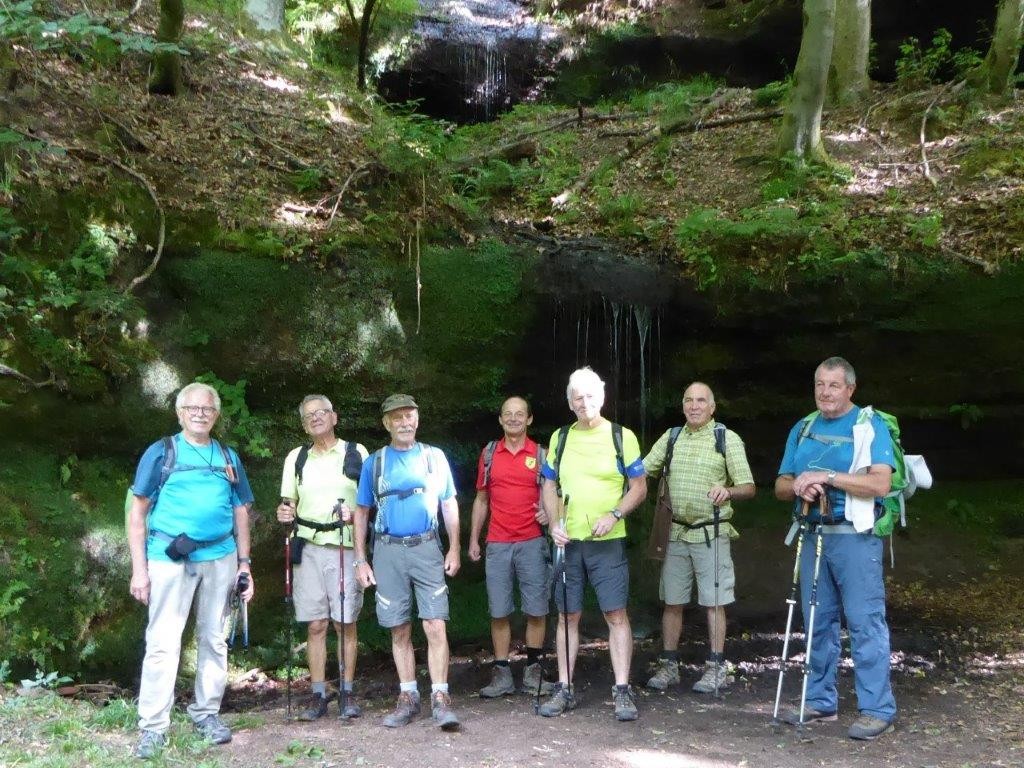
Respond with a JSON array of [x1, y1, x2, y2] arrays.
[[797, 407, 932, 539], [124, 435, 237, 530], [294, 440, 364, 485], [550, 422, 628, 495], [481, 440, 547, 488], [369, 442, 442, 515]]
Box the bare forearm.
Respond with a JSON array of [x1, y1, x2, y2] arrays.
[[441, 498, 460, 549], [775, 475, 796, 501], [617, 475, 647, 514], [233, 505, 251, 559], [727, 482, 756, 502], [128, 496, 151, 572], [469, 493, 489, 543], [354, 505, 370, 560]]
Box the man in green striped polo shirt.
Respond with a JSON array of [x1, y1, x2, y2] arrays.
[[642, 382, 755, 693]]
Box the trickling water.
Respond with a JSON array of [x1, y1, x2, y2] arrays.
[[634, 305, 652, 443]]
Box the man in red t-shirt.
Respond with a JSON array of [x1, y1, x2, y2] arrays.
[[469, 396, 554, 698]]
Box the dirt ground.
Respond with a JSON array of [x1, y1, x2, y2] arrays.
[[213, 627, 1023, 768]]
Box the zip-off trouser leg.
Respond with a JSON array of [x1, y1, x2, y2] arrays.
[[137, 553, 236, 733], [799, 532, 897, 721]]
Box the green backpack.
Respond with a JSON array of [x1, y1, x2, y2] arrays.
[[798, 407, 928, 538]]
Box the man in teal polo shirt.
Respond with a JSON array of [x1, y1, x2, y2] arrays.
[[277, 394, 369, 720], [128, 382, 255, 760]]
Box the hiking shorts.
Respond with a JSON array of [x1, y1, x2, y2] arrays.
[[553, 538, 629, 614], [660, 535, 735, 607], [373, 535, 449, 627], [485, 536, 552, 619], [293, 542, 364, 624]]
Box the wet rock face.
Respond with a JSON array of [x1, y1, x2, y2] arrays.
[[377, 0, 560, 122]]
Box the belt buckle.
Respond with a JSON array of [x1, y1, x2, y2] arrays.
[[405, 534, 422, 546]]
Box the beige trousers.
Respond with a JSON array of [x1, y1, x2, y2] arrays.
[[137, 553, 236, 733]]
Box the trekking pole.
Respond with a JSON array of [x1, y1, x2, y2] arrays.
[[283, 500, 295, 720], [229, 572, 251, 650], [711, 503, 722, 698], [772, 517, 806, 721], [335, 498, 349, 720], [798, 521, 825, 726], [560, 495, 572, 699]]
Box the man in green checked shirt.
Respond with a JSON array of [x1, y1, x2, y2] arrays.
[[642, 382, 755, 693]]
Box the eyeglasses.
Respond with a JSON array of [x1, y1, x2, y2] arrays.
[[302, 408, 333, 423], [181, 405, 218, 416], [501, 411, 528, 419]]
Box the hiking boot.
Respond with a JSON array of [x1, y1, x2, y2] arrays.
[[538, 683, 577, 717], [193, 714, 232, 744], [612, 685, 639, 722], [479, 663, 515, 698], [848, 714, 895, 740], [296, 692, 329, 721], [338, 691, 361, 719], [691, 661, 733, 693], [779, 706, 838, 726], [646, 658, 680, 691], [520, 662, 555, 695], [430, 691, 461, 731], [134, 730, 166, 760], [382, 691, 421, 727]]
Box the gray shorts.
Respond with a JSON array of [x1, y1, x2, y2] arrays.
[[372, 535, 449, 627], [484, 536, 551, 619], [660, 536, 735, 607], [553, 538, 629, 614], [293, 542, 364, 624]]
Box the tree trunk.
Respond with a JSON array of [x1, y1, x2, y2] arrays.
[[828, 0, 870, 105], [974, 0, 1024, 94], [779, 0, 836, 162], [148, 0, 184, 96], [357, 0, 379, 92], [244, 0, 285, 32]]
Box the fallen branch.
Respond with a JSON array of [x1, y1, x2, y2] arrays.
[[243, 122, 316, 172], [326, 162, 372, 224], [944, 249, 998, 275], [551, 100, 780, 209], [920, 80, 965, 188], [65, 146, 165, 293], [96, 109, 149, 153], [0, 363, 55, 389]]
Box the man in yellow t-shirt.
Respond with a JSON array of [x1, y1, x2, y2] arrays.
[[537, 367, 647, 722], [276, 394, 368, 721]]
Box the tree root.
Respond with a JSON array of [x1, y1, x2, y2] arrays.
[[0, 364, 56, 389]]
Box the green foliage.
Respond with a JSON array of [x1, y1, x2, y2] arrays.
[[907, 211, 943, 249], [195, 373, 273, 458], [287, 167, 326, 194], [895, 28, 981, 87], [0, 2, 188, 62], [0, 212, 152, 393], [365, 110, 448, 179], [456, 158, 533, 203], [276, 740, 325, 766], [549, 23, 653, 104], [627, 77, 721, 126], [752, 78, 791, 107], [595, 190, 645, 238], [949, 403, 983, 430]]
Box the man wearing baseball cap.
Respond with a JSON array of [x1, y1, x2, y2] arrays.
[[352, 394, 462, 730]]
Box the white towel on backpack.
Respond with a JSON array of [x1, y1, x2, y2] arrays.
[[846, 415, 876, 532]]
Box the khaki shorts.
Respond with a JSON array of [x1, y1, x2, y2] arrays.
[[660, 536, 735, 607], [293, 542, 364, 624]]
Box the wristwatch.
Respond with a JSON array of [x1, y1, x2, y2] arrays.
[[352, 558, 367, 567], [826, 470, 837, 485], [238, 557, 251, 565], [611, 508, 623, 521]]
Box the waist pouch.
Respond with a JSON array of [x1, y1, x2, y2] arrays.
[[155, 529, 233, 562], [290, 536, 307, 565]]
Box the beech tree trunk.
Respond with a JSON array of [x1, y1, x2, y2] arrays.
[[245, 0, 285, 32], [779, 0, 836, 162], [356, 0, 380, 92], [828, 0, 870, 105], [148, 0, 184, 96], [975, 0, 1024, 94]]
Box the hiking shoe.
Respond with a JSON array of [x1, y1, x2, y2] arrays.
[[296, 692, 329, 721], [521, 662, 555, 695], [646, 658, 680, 691], [134, 730, 166, 760], [612, 685, 639, 721], [338, 691, 362, 719], [848, 714, 895, 740], [779, 706, 838, 725], [538, 683, 577, 717], [691, 661, 733, 693], [193, 714, 232, 744], [480, 663, 515, 698], [430, 691, 461, 731], [382, 691, 421, 727]]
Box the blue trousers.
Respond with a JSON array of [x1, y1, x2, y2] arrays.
[[799, 531, 897, 721]]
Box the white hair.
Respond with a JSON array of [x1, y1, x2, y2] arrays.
[[566, 366, 605, 404], [175, 382, 221, 411], [298, 394, 333, 420]]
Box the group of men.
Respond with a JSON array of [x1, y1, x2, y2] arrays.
[[127, 356, 898, 759]]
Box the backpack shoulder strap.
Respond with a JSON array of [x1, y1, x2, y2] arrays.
[[294, 443, 311, 486], [157, 435, 176, 491], [610, 422, 627, 493], [663, 426, 683, 476], [535, 444, 547, 486], [214, 440, 238, 485], [482, 440, 499, 488], [372, 447, 386, 507], [713, 422, 727, 457], [797, 411, 819, 444], [343, 440, 364, 481], [552, 426, 571, 492]]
